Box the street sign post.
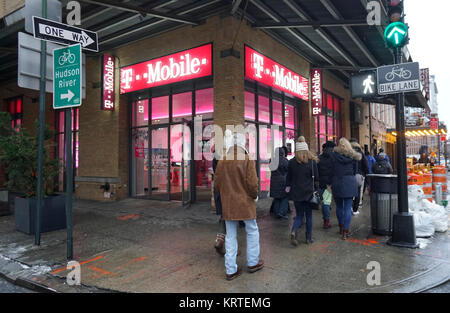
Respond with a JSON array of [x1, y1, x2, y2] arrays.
[[33, 16, 98, 52], [53, 44, 82, 109], [377, 62, 420, 95], [350, 70, 377, 98]]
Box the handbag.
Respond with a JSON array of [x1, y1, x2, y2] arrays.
[[309, 160, 321, 206]]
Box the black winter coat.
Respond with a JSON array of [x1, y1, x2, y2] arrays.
[[330, 150, 360, 199], [318, 147, 334, 188], [269, 148, 289, 198], [286, 158, 319, 202], [353, 147, 370, 176]]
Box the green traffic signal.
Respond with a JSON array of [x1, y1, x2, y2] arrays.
[[384, 21, 408, 48]]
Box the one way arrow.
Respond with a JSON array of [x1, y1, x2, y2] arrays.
[[39, 24, 94, 48], [61, 90, 75, 102]]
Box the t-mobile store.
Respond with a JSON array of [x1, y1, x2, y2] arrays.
[[120, 43, 308, 202]]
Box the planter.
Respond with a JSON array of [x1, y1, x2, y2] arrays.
[[14, 195, 66, 235]]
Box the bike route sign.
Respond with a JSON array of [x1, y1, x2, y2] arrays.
[[377, 62, 420, 95], [53, 44, 82, 109]]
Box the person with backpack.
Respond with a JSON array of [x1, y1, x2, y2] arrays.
[[372, 152, 393, 174], [318, 141, 336, 229], [269, 147, 289, 219]]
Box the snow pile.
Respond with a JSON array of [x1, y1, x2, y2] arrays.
[[408, 185, 448, 237]]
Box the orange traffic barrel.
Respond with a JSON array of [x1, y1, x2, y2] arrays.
[[423, 172, 433, 202], [408, 173, 423, 186], [432, 166, 447, 190]]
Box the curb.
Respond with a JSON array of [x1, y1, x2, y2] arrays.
[[416, 278, 450, 293], [0, 271, 58, 293]]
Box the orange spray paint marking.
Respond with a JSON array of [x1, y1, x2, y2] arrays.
[[347, 237, 380, 246], [114, 256, 147, 271], [51, 255, 105, 274], [116, 213, 140, 221]]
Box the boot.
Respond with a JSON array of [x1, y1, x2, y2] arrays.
[[290, 231, 299, 246], [214, 233, 226, 255], [323, 219, 332, 229], [305, 233, 314, 244], [338, 224, 344, 235], [342, 229, 349, 240]]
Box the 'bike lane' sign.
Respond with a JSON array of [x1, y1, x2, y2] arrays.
[[377, 62, 420, 95], [53, 44, 82, 109]]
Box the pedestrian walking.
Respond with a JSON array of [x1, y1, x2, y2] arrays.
[[212, 151, 226, 255], [365, 148, 376, 175], [318, 141, 336, 229], [331, 138, 362, 240], [214, 133, 263, 281], [372, 152, 393, 174], [286, 136, 319, 246], [350, 139, 369, 216], [269, 147, 289, 219], [379, 148, 390, 164]]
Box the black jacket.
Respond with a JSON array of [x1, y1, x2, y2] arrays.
[[352, 146, 370, 176], [269, 148, 289, 199], [286, 158, 319, 202], [330, 146, 361, 199], [318, 147, 334, 188]]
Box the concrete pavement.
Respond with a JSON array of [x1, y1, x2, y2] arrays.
[[0, 195, 449, 293]]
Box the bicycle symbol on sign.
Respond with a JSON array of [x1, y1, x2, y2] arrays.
[[384, 66, 411, 81], [58, 51, 76, 66]]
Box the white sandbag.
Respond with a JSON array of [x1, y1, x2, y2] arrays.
[[413, 211, 435, 238], [421, 199, 448, 232], [408, 185, 425, 203]]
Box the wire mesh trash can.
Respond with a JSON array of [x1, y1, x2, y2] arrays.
[[368, 174, 398, 236]]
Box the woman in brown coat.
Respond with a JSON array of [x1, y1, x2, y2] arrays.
[[214, 133, 264, 280]]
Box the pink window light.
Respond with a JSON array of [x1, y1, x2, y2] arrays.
[[195, 88, 214, 117], [272, 100, 282, 126], [151, 96, 169, 123], [134, 99, 148, 126], [285, 104, 295, 129], [258, 95, 270, 123], [172, 92, 192, 120], [244, 91, 255, 121]]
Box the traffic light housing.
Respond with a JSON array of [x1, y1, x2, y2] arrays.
[[384, 0, 408, 48]]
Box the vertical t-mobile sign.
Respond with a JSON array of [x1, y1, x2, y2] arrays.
[[120, 44, 212, 94], [102, 54, 115, 110], [244, 46, 309, 101], [311, 69, 323, 116]]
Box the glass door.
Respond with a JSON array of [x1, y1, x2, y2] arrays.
[[150, 126, 169, 200], [169, 121, 191, 204], [181, 121, 191, 206]]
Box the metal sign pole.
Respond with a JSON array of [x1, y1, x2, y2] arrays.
[[65, 108, 73, 260], [35, 0, 47, 246]]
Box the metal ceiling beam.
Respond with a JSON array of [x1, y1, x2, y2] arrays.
[[283, 0, 358, 68], [99, 0, 222, 47], [319, 0, 381, 66], [94, 0, 177, 34], [255, 20, 368, 29], [249, 0, 336, 66], [78, 0, 200, 25], [231, 0, 244, 15]]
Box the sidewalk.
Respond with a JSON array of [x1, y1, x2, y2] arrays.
[[0, 195, 449, 293]]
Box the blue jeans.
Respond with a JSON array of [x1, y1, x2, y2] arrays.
[[273, 197, 289, 217], [291, 201, 313, 236], [335, 197, 353, 230], [322, 204, 331, 220], [224, 219, 260, 275]]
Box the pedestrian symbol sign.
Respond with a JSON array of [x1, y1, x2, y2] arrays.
[[53, 44, 82, 109], [363, 75, 375, 94]]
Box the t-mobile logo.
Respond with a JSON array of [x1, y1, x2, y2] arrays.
[[122, 68, 133, 89], [253, 53, 264, 79]]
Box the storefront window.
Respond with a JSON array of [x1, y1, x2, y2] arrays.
[[272, 100, 282, 126], [132, 127, 149, 197], [55, 108, 79, 192], [152, 96, 169, 124], [258, 95, 270, 124], [133, 99, 148, 127], [172, 92, 192, 122], [245, 91, 255, 121], [285, 104, 295, 129], [195, 88, 213, 119], [3, 96, 23, 128], [315, 91, 342, 153]]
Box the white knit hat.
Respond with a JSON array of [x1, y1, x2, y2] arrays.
[[295, 141, 309, 151]]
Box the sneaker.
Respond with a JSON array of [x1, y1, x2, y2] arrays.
[[248, 260, 264, 273], [290, 232, 298, 246], [279, 214, 289, 220], [352, 210, 360, 216], [226, 267, 242, 281]]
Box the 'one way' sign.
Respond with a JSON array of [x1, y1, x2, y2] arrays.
[[32, 16, 98, 52]]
